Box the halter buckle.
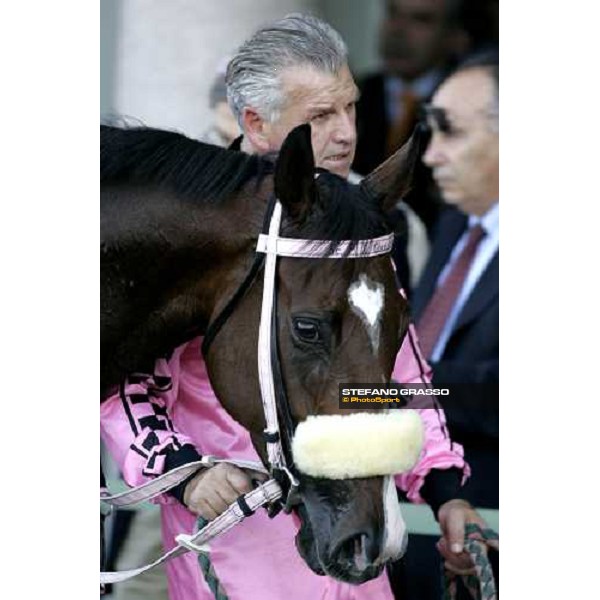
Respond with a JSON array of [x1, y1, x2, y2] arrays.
[[280, 466, 302, 513], [283, 481, 301, 513], [269, 465, 301, 514]]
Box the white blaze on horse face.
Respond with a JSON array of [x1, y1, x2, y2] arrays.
[[347, 273, 384, 353]]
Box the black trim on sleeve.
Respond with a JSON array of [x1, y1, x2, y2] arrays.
[[164, 444, 204, 506], [420, 467, 466, 518], [120, 381, 140, 436]]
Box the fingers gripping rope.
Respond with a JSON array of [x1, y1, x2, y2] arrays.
[[442, 523, 499, 600]]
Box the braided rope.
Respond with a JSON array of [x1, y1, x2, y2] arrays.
[[196, 517, 230, 600], [442, 523, 499, 600]]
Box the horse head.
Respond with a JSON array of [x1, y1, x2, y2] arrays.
[[204, 123, 425, 583]]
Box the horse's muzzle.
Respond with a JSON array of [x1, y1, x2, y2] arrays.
[[293, 477, 389, 584]]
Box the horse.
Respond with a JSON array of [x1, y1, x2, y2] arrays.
[[100, 121, 423, 584]]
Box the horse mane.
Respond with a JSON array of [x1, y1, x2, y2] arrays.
[[100, 124, 390, 247], [100, 124, 274, 203]]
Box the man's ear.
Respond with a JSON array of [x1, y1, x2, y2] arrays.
[[241, 107, 271, 154], [274, 123, 316, 221]]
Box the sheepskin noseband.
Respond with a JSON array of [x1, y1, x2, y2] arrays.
[[291, 410, 424, 479]]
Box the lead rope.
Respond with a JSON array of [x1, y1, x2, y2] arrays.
[[100, 459, 282, 586], [442, 523, 499, 600], [196, 517, 230, 600]]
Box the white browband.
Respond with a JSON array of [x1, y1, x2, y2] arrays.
[[256, 232, 394, 259]]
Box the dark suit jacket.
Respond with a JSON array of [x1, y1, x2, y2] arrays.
[[352, 73, 445, 234], [353, 73, 391, 177], [412, 206, 499, 508]]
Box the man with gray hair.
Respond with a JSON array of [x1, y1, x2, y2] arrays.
[[226, 14, 358, 179]]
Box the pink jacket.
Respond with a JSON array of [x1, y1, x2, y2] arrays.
[[101, 326, 468, 600]]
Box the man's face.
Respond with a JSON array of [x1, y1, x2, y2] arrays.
[[262, 64, 359, 178], [381, 0, 452, 80], [423, 68, 499, 216]]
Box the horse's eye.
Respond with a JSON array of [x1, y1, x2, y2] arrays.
[[293, 318, 322, 343]]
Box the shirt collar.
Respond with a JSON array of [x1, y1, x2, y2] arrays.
[[468, 202, 499, 236], [385, 69, 445, 100]]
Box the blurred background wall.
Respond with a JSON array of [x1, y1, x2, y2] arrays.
[[100, 0, 385, 138]]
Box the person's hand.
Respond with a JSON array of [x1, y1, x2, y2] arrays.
[[437, 499, 498, 575], [183, 463, 268, 521]]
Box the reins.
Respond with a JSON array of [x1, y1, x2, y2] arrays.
[[100, 457, 281, 586]]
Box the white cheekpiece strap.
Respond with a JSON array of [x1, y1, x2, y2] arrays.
[[378, 475, 408, 563], [257, 200, 287, 470], [256, 233, 394, 259]]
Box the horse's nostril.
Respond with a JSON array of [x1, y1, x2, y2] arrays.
[[333, 532, 379, 572]]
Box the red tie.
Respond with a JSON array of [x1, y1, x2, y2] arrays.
[[416, 224, 486, 359]]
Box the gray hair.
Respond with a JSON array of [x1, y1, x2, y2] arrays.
[[225, 13, 348, 126]]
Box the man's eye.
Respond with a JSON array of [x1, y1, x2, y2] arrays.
[[311, 113, 327, 122], [293, 318, 322, 343], [428, 120, 461, 137], [443, 125, 463, 137]]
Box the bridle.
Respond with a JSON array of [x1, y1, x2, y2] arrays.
[[100, 190, 401, 587], [202, 192, 395, 511]]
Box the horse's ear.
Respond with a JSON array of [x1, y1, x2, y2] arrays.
[[274, 123, 315, 220], [359, 125, 425, 212]]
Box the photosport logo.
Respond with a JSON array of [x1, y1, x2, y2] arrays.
[[338, 383, 450, 409]]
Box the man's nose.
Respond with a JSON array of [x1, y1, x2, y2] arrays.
[[332, 112, 357, 145], [422, 133, 443, 167]]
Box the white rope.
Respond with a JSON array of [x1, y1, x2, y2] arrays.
[[100, 472, 281, 585], [101, 457, 267, 509]]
